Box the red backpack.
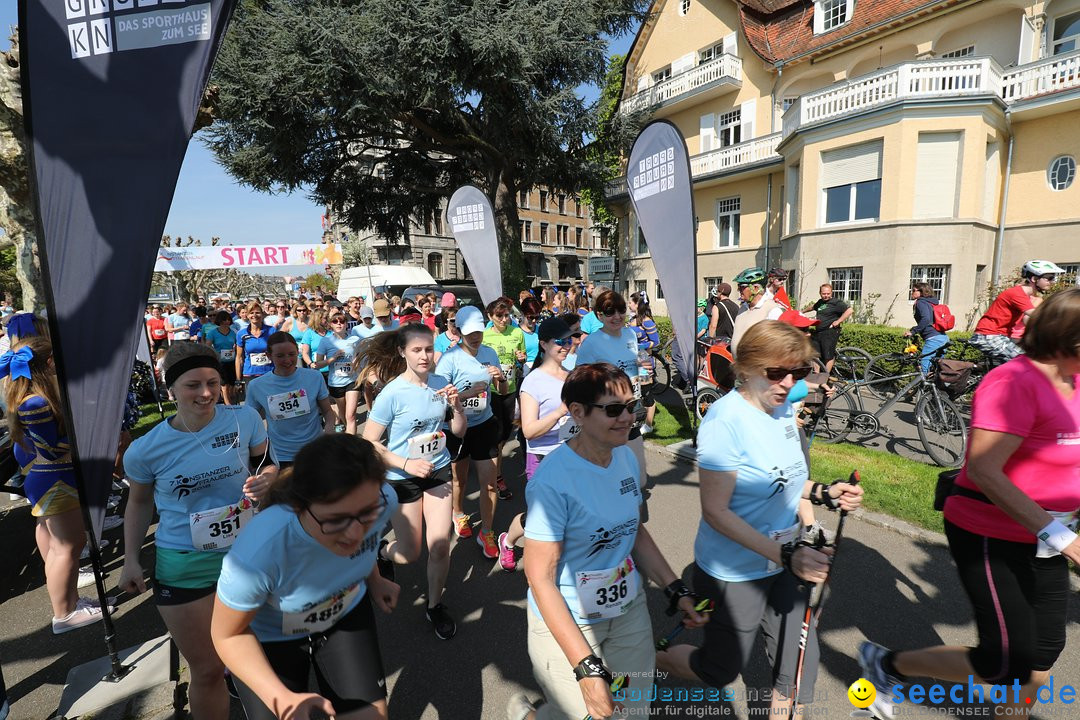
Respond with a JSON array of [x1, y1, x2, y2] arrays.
[[932, 303, 955, 332]]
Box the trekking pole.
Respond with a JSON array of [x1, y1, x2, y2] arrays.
[[655, 597, 715, 651], [789, 470, 860, 713]]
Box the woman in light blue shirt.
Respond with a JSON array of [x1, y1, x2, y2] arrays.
[[203, 310, 238, 405], [314, 310, 363, 434], [363, 325, 467, 640]]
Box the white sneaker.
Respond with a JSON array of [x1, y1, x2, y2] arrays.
[[102, 515, 124, 531], [79, 538, 110, 560], [77, 568, 96, 588], [506, 693, 537, 720], [640, 423, 654, 435], [52, 603, 104, 634]]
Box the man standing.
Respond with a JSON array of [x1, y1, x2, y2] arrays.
[[706, 283, 740, 342], [164, 303, 192, 343], [803, 283, 852, 373]]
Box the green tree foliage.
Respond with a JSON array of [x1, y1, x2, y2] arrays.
[[207, 0, 647, 293]]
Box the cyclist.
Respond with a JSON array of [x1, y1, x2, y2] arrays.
[[363, 324, 467, 640], [707, 283, 739, 343], [802, 283, 852, 375], [212, 434, 398, 720], [733, 267, 766, 314], [903, 282, 949, 375], [970, 260, 1065, 368], [858, 287, 1080, 719]]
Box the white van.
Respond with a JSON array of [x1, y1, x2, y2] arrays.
[[336, 265, 438, 302]]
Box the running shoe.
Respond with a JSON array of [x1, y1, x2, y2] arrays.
[[453, 512, 473, 539], [102, 515, 124, 532], [77, 567, 96, 589], [79, 539, 109, 561], [52, 598, 113, 634], [425, 603, 457, 640], [377, 540, 395, 582], [477, 529, 499, 559], [640, 423, 654, 435], [496, 476, 513, 500], [506, 693, 537, 720], [497, 532, 517, 572], [858, 640, 902, 719]]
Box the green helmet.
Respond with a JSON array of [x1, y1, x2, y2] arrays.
[[734, 267, 765, 285], [697, 298, 708, 308]]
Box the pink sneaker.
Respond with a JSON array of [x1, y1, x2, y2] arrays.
[[498, 532, 517, 572]]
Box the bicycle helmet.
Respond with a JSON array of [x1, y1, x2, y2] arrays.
[[697, 298, 708, 308], [1022, 260, 1065, 278], [733, 267, 765, 285]]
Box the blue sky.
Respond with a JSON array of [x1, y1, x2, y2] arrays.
[[2, 5, 634, 274]]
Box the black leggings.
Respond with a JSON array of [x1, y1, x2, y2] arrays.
[[945, 519, 1069, 684], [233, 594, 387, 719]]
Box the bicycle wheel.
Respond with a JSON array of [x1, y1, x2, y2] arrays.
[[864, 353, 915, 401], [651, 354, 671, 396], [915, 391, 968, 467], [695, 387, 721, 421], [809, 389, 854, 444], [834, 347, 872, 384]]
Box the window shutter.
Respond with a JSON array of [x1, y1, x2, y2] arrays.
[[983, 142, 1000, 222], [739, 99, 756, 142], [672, 52, 696, 75], [913, 132, 961, 219], [1018, 15, 1035, 65], [813, 1, 824, 34], [722, 32, 737, 57], [821, 141, 883, 188], [700, 113, 716, 153], [636, 75, 650, 92]]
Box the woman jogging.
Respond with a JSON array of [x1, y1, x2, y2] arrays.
[[204, 311, 238, 405], [236, 302, 273, 386], [356, 331, 404, 410], [212, 434, 399, 720], [655, 321, 862, 718], [363, 324, 467, 640], [482, 298, 527, 502], [509, 363, 710, 720], [245, 333, 337, 469], [281, 303, 311, 363], [497, 317, 577, 573], [121, 342, 275, 720], [859, 288, 1080, 719], [315, 311, 363, 434], [432, 307, 460, 364], [300, 310, 330, 384], [435, 305, 507, 555]]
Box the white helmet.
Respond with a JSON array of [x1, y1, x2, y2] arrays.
[[1022, 260, 1065, 278]]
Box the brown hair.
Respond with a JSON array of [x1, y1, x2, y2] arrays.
[[734, 321, 815, 380], [266, 331, 299, 352], [486, 299, 512, 317], [267, 434, 385, 510], [593, 290, 627, 316], [308, 309, 330, 335], [4, 336, 65, 447], [912, 282, 935, 299], [356, 330, 405, 390], [561, 362, 633, 412], [1021, 287, 1080, 361]]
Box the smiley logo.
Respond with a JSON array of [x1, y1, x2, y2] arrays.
[[848, 678, 876, 709]]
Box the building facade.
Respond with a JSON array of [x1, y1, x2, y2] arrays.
[[607, 0, 1080, 325]]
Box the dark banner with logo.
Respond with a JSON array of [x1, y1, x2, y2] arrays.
[[19, 0, 236, 533], [446, 185, 503, 308], [626, 120, 697, 387]]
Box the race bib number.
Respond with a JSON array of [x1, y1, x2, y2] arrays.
[[1037, 510, 1079, 558], [500, 363, 514, 378], [334, 362, 353, 377], [218, 349, 235, 362], [577, 557, 640, 620], [189, 498, 254, 551], [407, 431, 446, 460], [151, 328, 166, 339], [249, 352, 271, 367], [631, 376, 643, 401], [281, 582, 361, 637], [173, 331, 190, 341], [268, 389, 311, 420], [557, 416, 579, 442], [462, 392, 488, 417], [766, 523, 802, 572]]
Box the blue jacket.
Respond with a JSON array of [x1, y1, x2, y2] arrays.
[[911, 296, 942, 340]]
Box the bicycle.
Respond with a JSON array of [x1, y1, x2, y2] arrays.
[[863, 340, 925, 401], [807, 347, 968, 467], [650, 338, 674, 396], [828, 346, 873, 387]]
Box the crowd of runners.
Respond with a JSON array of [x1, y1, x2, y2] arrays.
[[2, 261, 1078, 720]]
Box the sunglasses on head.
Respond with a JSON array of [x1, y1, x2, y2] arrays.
[[763, 366, 813, 382], [589, 400, 637, 418], [601, 306, 626, 317]]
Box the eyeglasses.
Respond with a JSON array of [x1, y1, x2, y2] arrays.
[[305, 492, 388, 534], [493, 313, 510, 319], [525, 315, 539, 321], [589, 400, 637, 417], [330, 318, 347, 324], [601, 306, 626, 317], [763, 366, 813, 382], [549, 336, 574, 347]]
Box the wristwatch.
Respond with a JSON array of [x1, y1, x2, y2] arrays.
[[573, 654, 612, 683]]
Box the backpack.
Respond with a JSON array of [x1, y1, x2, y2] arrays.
[[932, 303, 955, 332]]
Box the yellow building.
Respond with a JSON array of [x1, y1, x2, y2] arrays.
[[607, 0, 1080, 326]]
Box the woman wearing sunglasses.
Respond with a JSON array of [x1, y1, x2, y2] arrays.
[[655, 321, 862, 718], [432, 308, 460, 365], [314, 312, 363, 434], [509, 363, 710, 720], [281, 304, 311, 363], [497, 317, 577, 572], [574, 290, 649, 489], [300, 310, 331, 385], [212, 434, 399, 720]]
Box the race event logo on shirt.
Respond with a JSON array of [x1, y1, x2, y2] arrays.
[[586, 519, 637, 559], [619, 476, 639, 497], [211, 431, 239, 450], [170, 464, 236, 500]]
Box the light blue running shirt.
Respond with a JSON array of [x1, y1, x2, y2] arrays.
[[245, 368, 330, 463], [351, 319, 399, 340], [368, 375, 453, 481], [316, 333, 362, 388], [125, 405, 267, 552], [205, 327, 237, 363], [694, 390, 808, 582], [300, 328, 329, 375], [579, 312, 603, 335], [434, 344, 500, 427], [217, 485, 398, 642], [575, 327, 639, 378], [525, 443, 642, 624]]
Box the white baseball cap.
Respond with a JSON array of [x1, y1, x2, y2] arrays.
[[455, 305, 486, 335]]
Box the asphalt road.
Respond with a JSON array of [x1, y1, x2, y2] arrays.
[[4, 438, 1080, 720]]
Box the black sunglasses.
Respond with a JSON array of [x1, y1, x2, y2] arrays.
[[601, 306, 627, 317], [589, 401, 636, 418], [763, 366, 813, 382]]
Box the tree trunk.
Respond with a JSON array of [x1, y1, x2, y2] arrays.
[[489, 169, 526, 296], [0, 33, 45, 311]]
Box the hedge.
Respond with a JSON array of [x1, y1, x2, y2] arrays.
[[838, 323, 972, 358]]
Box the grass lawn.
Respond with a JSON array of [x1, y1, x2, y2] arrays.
[[649, 398, 696, 446], [131, 401, 175, 441]]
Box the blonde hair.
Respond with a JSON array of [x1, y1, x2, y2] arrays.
[[355, 330, 404, 390], [734, 321, 815, 381], [308, 309, 329, 335], [4, 335, 65, 447]]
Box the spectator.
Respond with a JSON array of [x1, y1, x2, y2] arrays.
[[803, 284, 853, 373]]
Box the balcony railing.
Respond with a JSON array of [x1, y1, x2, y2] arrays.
[[620, 54, 742, 115], [1001, 48, 1080, 101]]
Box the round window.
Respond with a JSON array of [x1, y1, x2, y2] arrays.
[[1048, 155, 1076, 191]]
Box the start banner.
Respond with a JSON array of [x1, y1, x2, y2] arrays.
[[155, 242, 344, 271]]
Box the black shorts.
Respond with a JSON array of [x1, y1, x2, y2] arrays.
[[490, 392, 518, 444], [328, 384, 356, 400], [945, 519, 1069, 683], [232, 594, 387, 720], [390, 464, 452, 504], [152, 582, 216, 607], [810, 326, 842, 363], [446, 416, 501, 462]]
